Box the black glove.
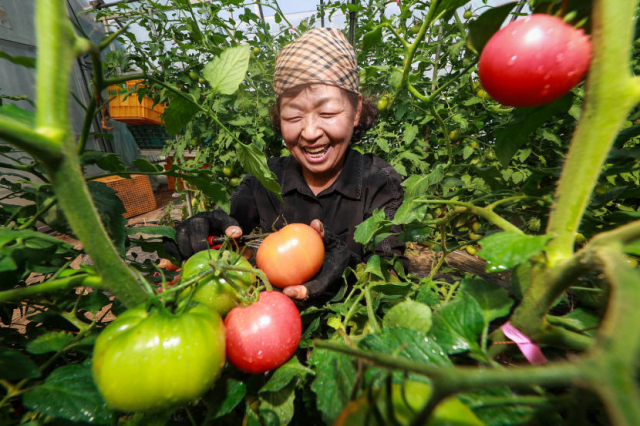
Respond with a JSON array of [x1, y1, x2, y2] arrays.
[[303, 231, 360, 298], [163, 210, 240, 262]]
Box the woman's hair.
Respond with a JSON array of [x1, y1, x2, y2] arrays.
[[269, 85, 378, 142]]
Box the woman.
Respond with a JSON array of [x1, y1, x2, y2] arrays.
[[164, 28, 405, 302]]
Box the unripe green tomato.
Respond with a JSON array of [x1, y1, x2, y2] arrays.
[[252, 47, 260, 54], [472, 222, 481, 232], [485, 150, 496, 161], [468, 140, 479, 149], [377, 95, 389, 112], [410, 24, 421, 35], [575, 233, 587, 244], [92, 304, 226, 413], [468, 231, 482, 241], [477, 89, 492, 100], [230, 177, 240, 187], [448, 129, 461, 142], [198, 77, 206, 84], [463, 10, 473, 19], [465, 245, 478, 256], [222, 166, 233, 177], [180, 249, 255, 316], [188, 71, 199, 80]]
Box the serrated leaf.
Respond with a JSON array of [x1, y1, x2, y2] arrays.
[[0, 349, 40, 380], [260, 356, 310, 393], [478, 232, 553, 272], [429, 295, 484, 356], [467, 2, 517, 54], [132, 158, 163, 173], [383, 300, 432, 334], [163, 95, 201, 135], [547, 308, 600, 337], [206, 377, 246, 419], [79, 291, 111, 316], [402, 164, 445, 198], [126, 226, 176, 239], [463, 145, 475, 160], [360, 327, 450, 365], [179, 175, 230, 213], [459, 278, 513, 324], [26, 331, 75, 354], [81, 151, 127, 174], [236, 143, 281, 200], [23, 364, 114, 425], [259, 381, 296, 426], [362, 26, 383, 51], [309, 348, 357, 425], [204, 45, 250, 95], [354, 209, 391, 245]]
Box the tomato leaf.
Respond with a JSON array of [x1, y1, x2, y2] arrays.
[[236, 143, 282, 200], [359, 327, 450, 366], [624, 239, 640, 256], [0, 349, 40, 380], [81, 151, 127, 174], [25, 331, 75, 354], [428, 294, 485, 356], [382, 300, 433, 334], [0, 103, 35, 126], [0, 51, 36, 68], [126, 225, 176, 240], [206, 377, 247, 419], [259, 381, 296, 426], [204, 45, 250, 95], [260, 357, 310, 393], [23, 364, 114, 425], [362, 26, 383, 52], [547, 308, 601, 337], [163, 95, 201, 135], [494, 95, 572, 166], [354, 209, 392, 246], [478, 232, 553, 272], [467, 2, 517, 54], [401, 163, 445, 198], [458, 277, 513, 324], [309, 348, 357, 425], [132, 157, 163, 173]]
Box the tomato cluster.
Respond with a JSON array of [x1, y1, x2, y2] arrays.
[[478, 14, 592, 107]]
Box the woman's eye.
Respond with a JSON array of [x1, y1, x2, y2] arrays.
[[320, 112, 337, 118], [283, 116, 302, 122]]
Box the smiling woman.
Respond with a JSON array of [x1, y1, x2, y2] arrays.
[[164, 27, 406, 304]]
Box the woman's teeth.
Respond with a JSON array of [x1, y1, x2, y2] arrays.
[[304, 146, 329, 158]]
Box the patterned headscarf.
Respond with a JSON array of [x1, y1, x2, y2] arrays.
[[273, 28, 359, 98]]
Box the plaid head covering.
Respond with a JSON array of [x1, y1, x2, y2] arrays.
[[273, 28, 359, 98]]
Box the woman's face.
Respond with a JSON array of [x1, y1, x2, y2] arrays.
[[279, 85, 362, 184]]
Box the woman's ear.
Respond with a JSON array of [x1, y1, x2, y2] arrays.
[[353, 93, 363, 127]]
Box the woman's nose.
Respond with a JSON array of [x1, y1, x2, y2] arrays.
[[301, 115, 322, 141]]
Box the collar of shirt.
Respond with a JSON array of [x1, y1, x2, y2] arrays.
[[280, 148, 363, 200]]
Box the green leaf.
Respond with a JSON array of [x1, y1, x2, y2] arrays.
[[0, 349, 40, 380], [402, 164, 445, 198], [495, 96, 572, 166], [458, 277, 513, 324], [0, 51, 36, 68], [81, 151, 127, 174], [467, 2, 518, 54], [236, 143, 281, 199], [260, 357, 310, 393], [393, 199, 429, 225], [259, 381, 296, 426], [625, 239, 640, 256], [429, 295, 485, 356], [309, 348, 357, 425], [79, 291, 111, 316], [179, 175, 230, 213], [363, 26, 383, 52], [204, 45, 250, 95], [132, 158, 163, 173], [382, 300, 433, 334], [547, 308, 601, 337], [26, 331, 75, 354], [463, 145, 475, 160], [206, 377, 247, 419], [23, 364, 114, 425], [87, 181, 128, 256], [0, 103, 36, 126], [163, 95, 201, 135], [0, 227, 74, 248], [478, 232, 553, 272], [359, 327, 450, 366]]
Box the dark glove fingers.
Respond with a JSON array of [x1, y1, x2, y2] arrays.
[[304, 250, 350, 297], [162, 236, 184, 263], [208, 210, 240, 232]]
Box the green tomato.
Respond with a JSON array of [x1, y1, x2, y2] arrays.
[[477, 89, 492, 100], [485, 150, 496, 161], [335, 381, 484, 426], [448, 129, 461, 142], [252, 47, 260, 54], [92, 303, 226, 413], [188, 71, 199, 80], [222, 166, 233, 177], [466, 245, 478, 256], [377, 95, 390, 112], [180, 249, 255, 315], [410, 23, 421, 35], [230, 177, 240, 187], [463, 9, 473, 19]]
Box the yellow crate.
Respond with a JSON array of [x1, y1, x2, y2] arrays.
[[93, 174, 157, 218], [108, 80, 165, 125]]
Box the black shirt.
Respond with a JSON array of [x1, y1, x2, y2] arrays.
[[230, 148, 405, 263]]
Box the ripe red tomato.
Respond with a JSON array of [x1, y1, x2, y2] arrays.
[[478, 14, 592, 107], [92, 303, 226, 413], [256, 223, 324, 288], [224, 291, 302, 374]]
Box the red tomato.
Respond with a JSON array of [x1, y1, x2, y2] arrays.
[[256, 223, 324, 288], [478, 14, 592, 107], [224, 291, 302, 374]]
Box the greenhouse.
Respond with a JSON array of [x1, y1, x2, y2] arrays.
[[1, 0, 639, 425]]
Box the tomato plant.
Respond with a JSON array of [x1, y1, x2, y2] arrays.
[[256, 223, 324, 288], [478, 14, 592, 107], [179, 249, 255, 315], [224, 291, 302, 374], [91, 303, 226, 413]]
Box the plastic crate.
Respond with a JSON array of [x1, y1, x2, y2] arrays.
[[127, 124, 172, 149], [93, 174, 157, 218], [108, 80, 166, 125]]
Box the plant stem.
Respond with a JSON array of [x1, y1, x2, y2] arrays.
[[0, 275, 101, 304], [545, 0, 640, 265]]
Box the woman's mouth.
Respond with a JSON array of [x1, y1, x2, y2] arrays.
[[303, 145, 330, 161]]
